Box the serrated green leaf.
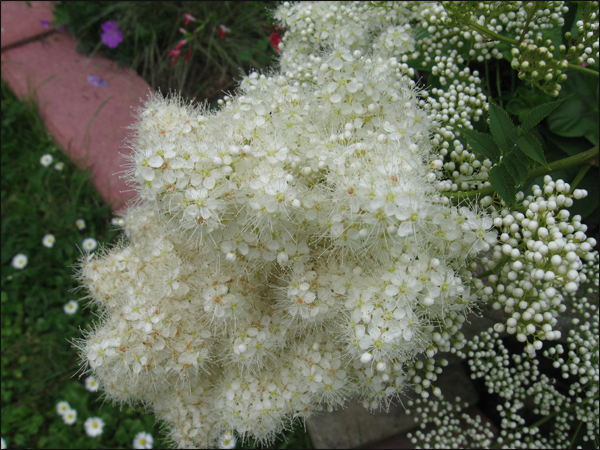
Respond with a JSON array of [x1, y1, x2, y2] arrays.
[[521, 97, 567, 132], [503, 153, 529, 185], [489, 102, 518, 155], [460, 127, 501, 163], [512, 147, 534, 167], [490, 164, 517, 206], [517, 133, 547, 167]]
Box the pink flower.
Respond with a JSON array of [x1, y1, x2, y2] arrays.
[[183, 13, 196, 26], [269, 32, 283, 53], [169, 40, 188, 66], [217, 24, 231, 39], [101, 20, 123, 48]]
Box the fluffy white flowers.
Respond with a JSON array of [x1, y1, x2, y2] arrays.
[[218, 430, 236, 449], [84, 417, 104, 437], [40, 154, 53, 167], [64, 300, 78, 315], [42, 234, 56, 248], [133, 431, 153, 449], [11, 253, 28, 269], [73, 1, 594, 448]]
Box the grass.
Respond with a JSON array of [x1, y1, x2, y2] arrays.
[[0, 74, 311, 449], [0, 80, 166, 448]]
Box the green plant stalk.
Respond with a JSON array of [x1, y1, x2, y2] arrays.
[[569, 164, 591, 192], [465, 21, 599, 78], [441, 145, 599, 200]]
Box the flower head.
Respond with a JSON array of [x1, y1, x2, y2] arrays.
[[11, 253, 28, 269], [133, 431, 154, 449], [217, 24, 231, 39], [42, 234, 56, 248], [82, 238, 98, 252], [269, 32, 283, 53], [63, 408, 77, 425], [218, 430, 236, 449], [40, 154, 53, 167], [76, 219, 86, 230], [64, 300, 78, 315], [56, 401, 71, 416], [101, 20, 122, 48], [54, 162, 64, 171], [88, 75, 109, 87], [84, 417, 105, 437], [183, 13, 196, 26], [85, 375, 99, 392]]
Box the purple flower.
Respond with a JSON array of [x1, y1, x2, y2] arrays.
[[101, 20, 123, 48], [87, 75, 109, 87], [40, 20, 50, 28]]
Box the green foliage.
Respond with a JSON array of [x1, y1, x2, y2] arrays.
[[0, 81, 166, 449], [460, 97, 577, 206]]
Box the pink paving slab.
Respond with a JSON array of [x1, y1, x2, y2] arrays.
[[1, 1, 55, 50], [1, 30, 154, 213]]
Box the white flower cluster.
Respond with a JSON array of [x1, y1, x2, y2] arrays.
[[73, 2, 507, 447], [74, 1, 597, 447], [481, 176, 596, 356]]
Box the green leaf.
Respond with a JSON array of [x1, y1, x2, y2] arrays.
[[521, 97, 567, 132], [488, 102, 518, 155], [516, 133, 548, 167], [238, 48, 253, 61], [257, 37, 270, 52], [490, 164, 517, 206], [546, 72, 599, 145], [459, 127, 500, 163], [503, 152, 529, 185]]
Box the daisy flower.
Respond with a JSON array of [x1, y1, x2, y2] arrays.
[[218, 430, 236, 449], [54, 162, 65, 171], [133, 431, 154, 449], [76, 219, 86, 230], [64, 300, 78, 315], [56, 401, 71, 416], [63, 408, 77, 425], [82, 237, 98, 252], [84, 417, 105, 437], [11, 253, 28, 269], [40, 154, 53, 167], [42, 234, 56, 248], [85, 375, 99, 392]]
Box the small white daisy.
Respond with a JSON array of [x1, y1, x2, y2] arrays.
[[56, 401, 71, 416], [218, 430, 237, 449], [54, 162, 65, 171], [84, 417, 105, 437], [82, 237, 98, 252], [42, 234, 56, 248], [64, 300, 78, 315], [11, 253, 28, 269], [75, 219, 86, 230], [40, 154, 53, 167], [63, 408, 77, 425], [133, 431, 154, 449], [85, 375, 99, 392]]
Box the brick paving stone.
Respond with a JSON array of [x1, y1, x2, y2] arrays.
[[1, 26, 152, 212], [1, 1, 54, 50]]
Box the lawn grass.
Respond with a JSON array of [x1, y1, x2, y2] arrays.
[[0, 79, 165, 448]]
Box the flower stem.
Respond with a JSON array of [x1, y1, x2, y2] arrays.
[[441, 145, 599, 201]]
